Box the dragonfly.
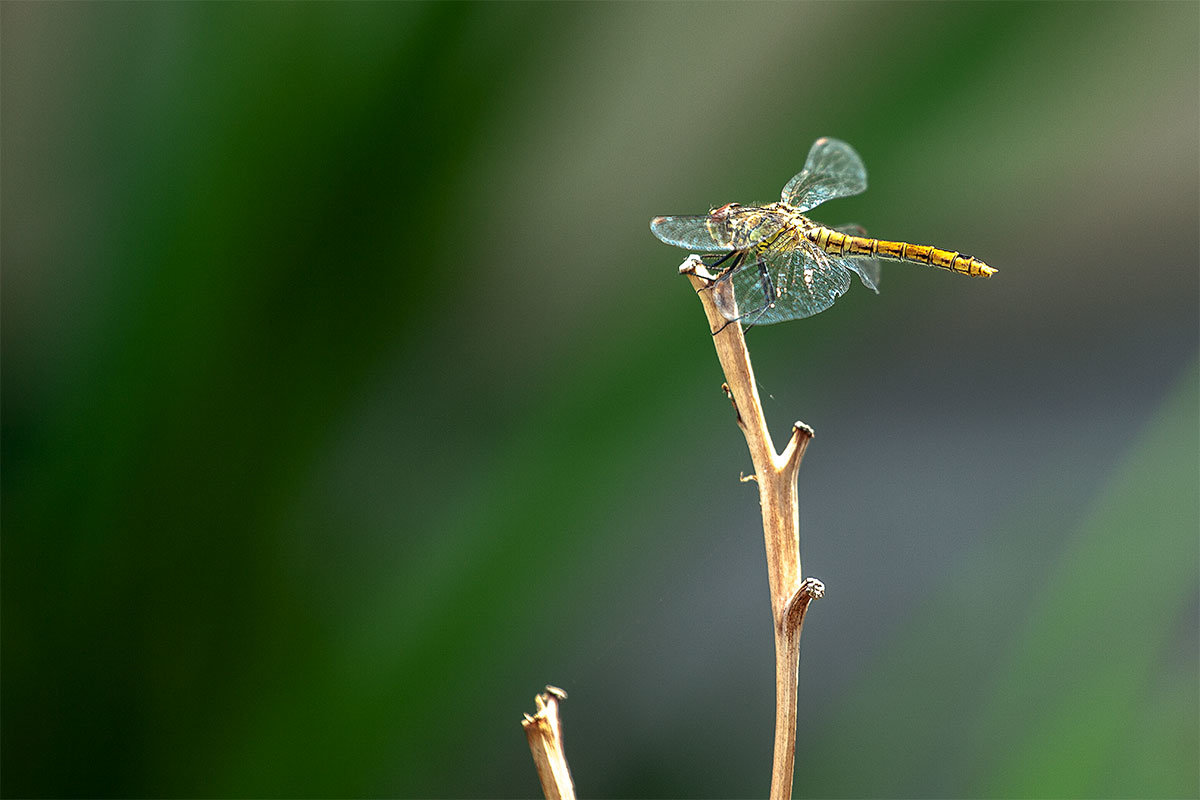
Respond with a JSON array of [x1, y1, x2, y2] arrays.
[[650, 137, 995, 326]]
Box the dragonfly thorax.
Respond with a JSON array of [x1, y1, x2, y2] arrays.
[[705, 201, 815, 254]]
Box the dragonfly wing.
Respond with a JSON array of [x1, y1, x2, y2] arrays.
[[650, 214, 738, 252], [651, 207, 789, 252], [781, 138, 868, 213], [833, 223, 881, 292], [726, 243, 852, 325], [833, 254, 880, 293]]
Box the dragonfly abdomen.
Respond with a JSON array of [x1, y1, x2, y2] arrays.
[[808, 226, 995, 277]]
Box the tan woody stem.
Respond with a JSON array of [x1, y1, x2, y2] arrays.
[[521, 686, 575, 800], [680, 255, 825, 800]]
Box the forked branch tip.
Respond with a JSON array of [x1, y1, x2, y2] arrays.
[[678, 254, 710, 279], [780, 577, 825, 635], [780, 420, 814, 474]]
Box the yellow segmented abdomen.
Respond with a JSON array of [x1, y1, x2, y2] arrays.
[[810, 226, 996, 277]]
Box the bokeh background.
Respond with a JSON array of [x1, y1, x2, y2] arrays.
[[3, 2, 1197, 798]]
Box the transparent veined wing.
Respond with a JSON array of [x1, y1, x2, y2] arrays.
[[833, 223, 881, 292], [651, 206, 790, 252], [720, 242, 852, 325], [650, 215, 738, 252], [831, 253, 880, 294], [780, 138, 868, 213]]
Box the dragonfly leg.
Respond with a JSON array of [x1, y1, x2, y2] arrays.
[[702, 250, 738, 271], [758, 259, 778, 308], [697, 251, 745, 295], [695, 250, 740, 286], [711, 317, 737, 336]]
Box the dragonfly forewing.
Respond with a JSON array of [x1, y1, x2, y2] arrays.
[[651, 206, 793, 253], [650, 215, 740, 252]]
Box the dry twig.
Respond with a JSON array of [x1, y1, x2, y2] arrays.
[[520, 255, 823, 799], [679, 255, 825, 800], [521, 685, 575, 800]]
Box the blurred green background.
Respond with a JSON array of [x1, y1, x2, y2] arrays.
[[3, 2, 1197, 798]]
